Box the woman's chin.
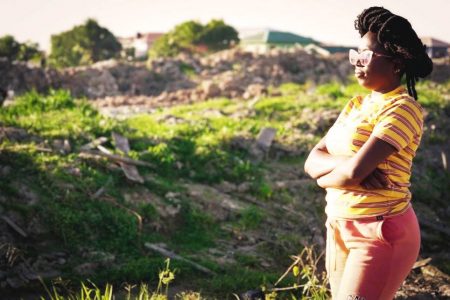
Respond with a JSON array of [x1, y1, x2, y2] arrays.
[[356, 77, 370, 88]]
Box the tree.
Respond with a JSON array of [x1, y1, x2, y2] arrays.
[[149, 34, 183, 58], [0, 35, 21, 60], [49, 19, 122, 67], [199, 19, 239, 51], [171, 21, 204, 50], [149, 19, 239, 58], [0, 35, 43, 62], [18, 41, 42, 61]]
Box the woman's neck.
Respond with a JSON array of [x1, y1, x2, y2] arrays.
[[371, 82, 402, 96]]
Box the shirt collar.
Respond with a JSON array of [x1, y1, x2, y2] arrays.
[[371, 86, 406, 101]]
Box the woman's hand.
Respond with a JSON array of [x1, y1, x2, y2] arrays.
[[360, 168, 393, 189], [314, 136, 397, 189], [304, 137, 350, 179]]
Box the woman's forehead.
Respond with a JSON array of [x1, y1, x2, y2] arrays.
[[358, 32, 384, 52]]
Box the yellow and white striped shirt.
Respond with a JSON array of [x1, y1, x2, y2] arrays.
[[324, 86, 424, 219]]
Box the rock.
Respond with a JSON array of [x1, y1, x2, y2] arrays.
[[237, 182, 251, 193], [74, 262, 99, 275], [0, 58, 61, 97], [202, 109, 224, 118], [218, 73, 243, 93], [156, 114, 187, 125], [6, 276, 25, 289], [36, 269, 61, 279], [123, 188, 181, 220], [243, 84, 267, 100], [439, 284, 450, 297], [185, 183, 247, 221], [165, 192, 181, 202], [214, 181, 237, 193], [421, 265, 449, 279], [0, 166, 11, 177], [51, 139, 71, 154], [3, 50, 450, 105], [201, 81, 221, 98], [63, 139, 71, 153], [123, 188, 154, 205], [256, 127, 277, 151], [239, 289, 265, 300], [86, 69, 118, 98], [229, 136, 268, 161], [65, 166, 81, 177], [85, 251, 115, 264], [13, 182, 39, 205], [0, 127, 33, 143]]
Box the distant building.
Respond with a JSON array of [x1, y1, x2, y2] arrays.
[[321, 45, 354, 55], [118, 32, 165, 59], [239, 29, 352, 56], [421, 37, 450, 58], [239, 29, 318, 53], [304, 44, 330, 57]]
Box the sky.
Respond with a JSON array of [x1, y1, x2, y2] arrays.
[[1, 0, 449, 52]]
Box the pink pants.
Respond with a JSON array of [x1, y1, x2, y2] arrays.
[[325, 206, 421, 300]]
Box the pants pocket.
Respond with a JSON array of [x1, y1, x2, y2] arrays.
[[377, 217, 405, 245]]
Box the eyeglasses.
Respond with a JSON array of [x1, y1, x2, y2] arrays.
[[349, 49, 393, 66]]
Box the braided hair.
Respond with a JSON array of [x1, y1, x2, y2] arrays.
[[355, 7, 433, 100]]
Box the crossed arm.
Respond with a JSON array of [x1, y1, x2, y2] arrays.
[[304, 135, 397, 189]]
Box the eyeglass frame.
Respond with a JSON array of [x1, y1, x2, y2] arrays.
[[348, 49, 393, 66]]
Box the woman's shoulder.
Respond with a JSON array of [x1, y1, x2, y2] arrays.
[[383, 90, 424, 115]]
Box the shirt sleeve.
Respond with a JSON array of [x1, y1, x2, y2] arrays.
[[372, 98, 423, 151]]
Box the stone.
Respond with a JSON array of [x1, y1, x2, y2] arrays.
[[256, 127, 277, 151], [74, 262, 99, 275], [243, 84, 267, 100], [6, 276, 25, 289], [201, 81, 221, 99], [185, 183, 247, 221], [0, 166, 12, 177]]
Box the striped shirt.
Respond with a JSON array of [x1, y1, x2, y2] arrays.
[[324, 86, 424, 219]]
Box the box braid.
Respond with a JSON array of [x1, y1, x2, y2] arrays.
[[354, 7, 433, 100]]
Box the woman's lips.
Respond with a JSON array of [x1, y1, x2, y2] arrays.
[[355, 70, 366, 78]]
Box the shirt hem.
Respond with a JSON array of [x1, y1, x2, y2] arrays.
[[325, 202, 412, 221]]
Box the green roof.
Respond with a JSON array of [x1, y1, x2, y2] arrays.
[[241, 29, 317, 45]]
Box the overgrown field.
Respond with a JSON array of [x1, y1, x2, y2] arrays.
[[0, 79, 449, 299]]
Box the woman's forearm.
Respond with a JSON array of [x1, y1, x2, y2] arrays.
[[316, 136, 397, 189], [304, 148, 349, 179], [316, 164, 359, 188]]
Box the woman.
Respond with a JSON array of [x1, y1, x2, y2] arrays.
[[304, 7, 433, 300]]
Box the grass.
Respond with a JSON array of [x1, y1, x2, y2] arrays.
[[1, 79, 449, 299], [40, 259, 203, 300]]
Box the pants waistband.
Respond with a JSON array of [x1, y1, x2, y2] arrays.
[[326, 204, 413, 222]]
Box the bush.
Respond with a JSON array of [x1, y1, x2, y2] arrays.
[[149, 19, 239, 58], [0, 35, 43, 62], [49, 19, 122, 67]]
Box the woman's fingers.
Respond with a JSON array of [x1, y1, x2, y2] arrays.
[[361, 168, 391, 189], [373, 169, 388, 186], [374, 168, 393, 188], [361, 174, 380, 189]]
